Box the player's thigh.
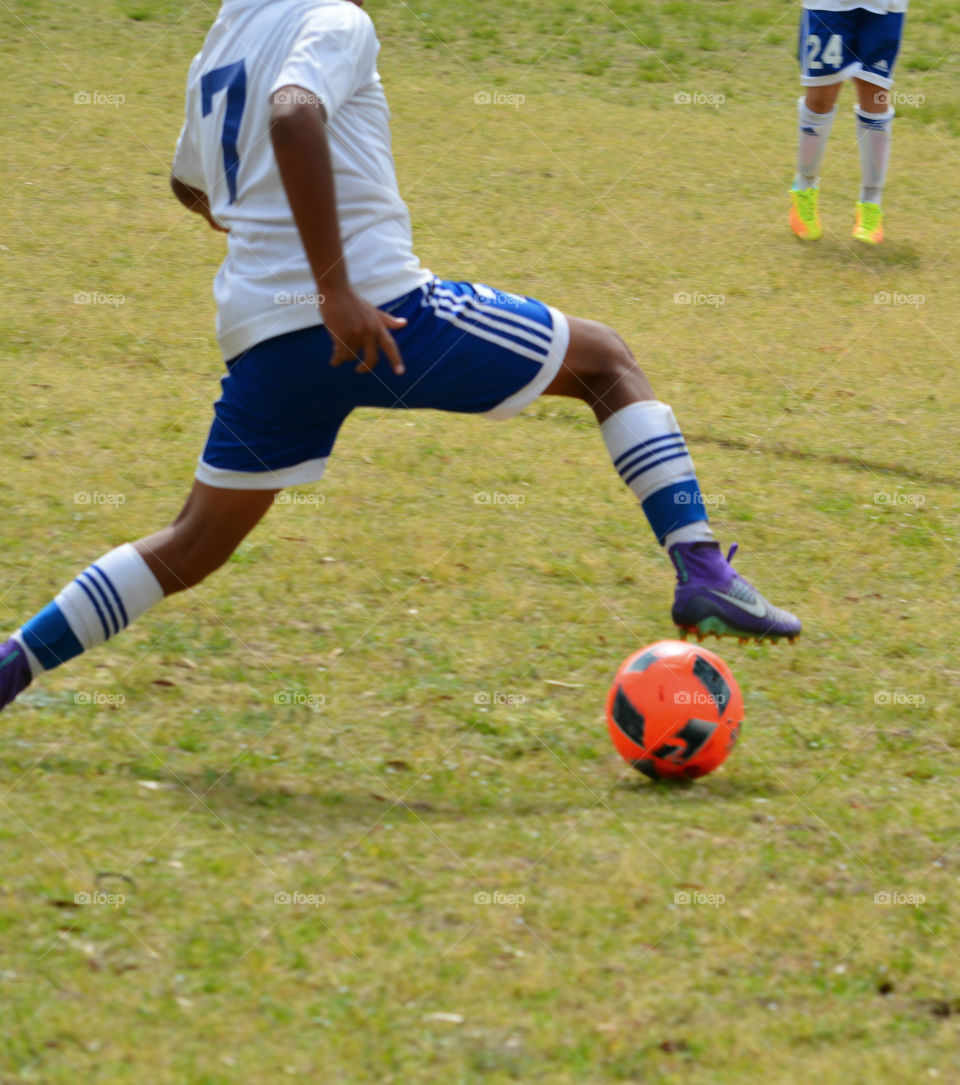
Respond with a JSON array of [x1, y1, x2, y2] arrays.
[[355, 279, 569, 421]]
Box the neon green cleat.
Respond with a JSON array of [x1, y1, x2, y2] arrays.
[[789, 186, 822, 241], [853, 201, 884, 244]]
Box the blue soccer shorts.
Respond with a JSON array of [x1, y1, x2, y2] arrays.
[[196, 277, 570, 489], [799, 8, 905, 88]]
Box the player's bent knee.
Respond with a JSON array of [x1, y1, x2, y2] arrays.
[[565, 318, 633, 380], [548, 317, 655, 415], [805, 84, 842, 114]]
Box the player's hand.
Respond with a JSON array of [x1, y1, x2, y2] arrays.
[[322, 288, 406, 376]]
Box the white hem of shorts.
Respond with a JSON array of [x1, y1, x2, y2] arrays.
[[480, 306, 570, 420], [802, 62, 892, 88], [195, 455, 329, 490]]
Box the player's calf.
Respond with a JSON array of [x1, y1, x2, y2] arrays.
[[547, 316, 801, 643], [0, 482, 276, 712], [136, 483, 277, 594]]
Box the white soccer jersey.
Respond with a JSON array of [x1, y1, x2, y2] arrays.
[[802, 1, 908, 12], [172, 0, 431, 359]]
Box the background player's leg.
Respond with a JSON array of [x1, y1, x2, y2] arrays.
[[0, 482, 277, 711], [796, 84, 841, 190], [852, 77, 893, 244], [790, 83, 841, 241], [544, 316, 800, 641]]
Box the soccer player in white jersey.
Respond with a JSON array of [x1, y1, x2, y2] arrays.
[[0, 0, 801, 715], [791, 0, 908, 244]]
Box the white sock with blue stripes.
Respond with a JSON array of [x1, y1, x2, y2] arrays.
[[855, 105, 894, 205], [15, 543, 164, 676], [601, 401, 714, 550], [795, 98, 838, 189]]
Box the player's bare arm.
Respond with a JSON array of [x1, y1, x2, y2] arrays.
[[169, 173, 226, 232], [269, 85, 406, 375]]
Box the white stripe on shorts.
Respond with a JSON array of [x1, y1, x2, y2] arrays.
[[427, 294, 554, 356], [432, 283, 556, 340]]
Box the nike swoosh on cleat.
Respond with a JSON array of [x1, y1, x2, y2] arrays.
[[0, 649, 21, 672], [707, 590, 768, 619]]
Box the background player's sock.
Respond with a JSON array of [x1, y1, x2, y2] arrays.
[[601, 400, 714, 552], [8, 544, 164, 693], [855, 105, 894, 204], [794, 98, 838, 189]]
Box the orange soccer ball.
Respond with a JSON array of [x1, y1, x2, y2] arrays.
[[606, 640, 743, 780]]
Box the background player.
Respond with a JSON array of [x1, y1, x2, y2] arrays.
[[790, 0, 908, 244], [0, 0, 800, 714]]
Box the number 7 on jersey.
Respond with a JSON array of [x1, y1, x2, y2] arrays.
[[201, 60, 247, 204]]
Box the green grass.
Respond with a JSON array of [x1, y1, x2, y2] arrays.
[[3, 1, 960, 1081]]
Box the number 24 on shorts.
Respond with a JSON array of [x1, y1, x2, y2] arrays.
[[806, 33, 844, 70]]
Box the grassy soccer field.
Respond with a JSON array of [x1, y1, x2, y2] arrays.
[[3, 1, 960, 1081]]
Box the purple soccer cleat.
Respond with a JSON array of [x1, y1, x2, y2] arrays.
[[0, 638, 33, 711], [670, 541, 801, 644]]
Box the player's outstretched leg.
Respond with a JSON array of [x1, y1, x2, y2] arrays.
[[544, 317, 801, 643], [0, 482, 277, 712]]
